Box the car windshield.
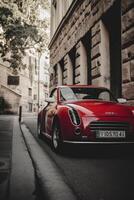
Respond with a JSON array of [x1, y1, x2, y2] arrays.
[[60, 87, 116, 102]]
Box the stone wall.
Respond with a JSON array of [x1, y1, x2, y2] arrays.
[[50, 0, 116, 88], [0, 85, 21, 114], [122, 0, 134, 104], [91, 21, 101, 85], [0, 63, 21, 113], [50, 0, 116, 66], [49, 0, 134, 103]]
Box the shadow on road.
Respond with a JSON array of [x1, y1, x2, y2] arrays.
[[61, 143, 134, 159], [38, 134, 134, 159]]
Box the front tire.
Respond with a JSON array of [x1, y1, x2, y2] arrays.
[[37, 122, 42, 138], [52, 122, 63, 153]]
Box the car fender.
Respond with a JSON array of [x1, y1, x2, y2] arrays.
[[54, 105, 83, 140]]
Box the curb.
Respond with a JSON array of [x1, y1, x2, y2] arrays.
[[20, 122, 77, 200], [9, 117, 35, 200]]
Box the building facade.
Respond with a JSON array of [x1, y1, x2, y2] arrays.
[[0, 62, 21, 113], [49, 0, 134, 104], [0, 52, 49, 114], [0, 0, 50, 114]]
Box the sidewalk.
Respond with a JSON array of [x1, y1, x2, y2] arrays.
[[0, 115, 35, 200], [0, 115, 13, 200], [0, 115, 77, 200]]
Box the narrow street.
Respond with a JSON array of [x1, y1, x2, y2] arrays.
[[0, 1, 134, 200], [23, 114, 134, 200], [0, 114, 134, 200]]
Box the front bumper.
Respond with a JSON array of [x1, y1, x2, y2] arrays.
[[63, 140, 134, 144]]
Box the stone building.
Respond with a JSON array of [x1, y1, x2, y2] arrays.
[[0, 62, 21, 113], [0, 0, 50, 113], [49, 0, 134, 104], [0, 53, 49, 113]]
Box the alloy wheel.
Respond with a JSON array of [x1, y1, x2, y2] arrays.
[[52, 123, 62, 153]]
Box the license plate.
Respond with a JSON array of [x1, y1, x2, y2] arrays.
[[96, 130, 126, 138]]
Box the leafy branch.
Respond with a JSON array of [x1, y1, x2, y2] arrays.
[[0, 0, 50, 73]]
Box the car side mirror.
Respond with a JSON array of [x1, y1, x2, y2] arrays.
[[45, 97, 55, 103], [117, 98, 127, 104]]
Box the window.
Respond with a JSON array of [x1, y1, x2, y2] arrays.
[[28, 88, 32, 96], [34, 94, 37, 100], [102, 1, 121, 98], [35, 58, 38, 75], [29, 103, 32, 112]]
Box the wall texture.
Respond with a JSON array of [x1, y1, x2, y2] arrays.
[[49, 0, 134, 104]]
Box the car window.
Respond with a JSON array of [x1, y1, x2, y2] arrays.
[[60, 87, 77, 101], [60, 87, 116, 102], [98, 91, 110, 101]]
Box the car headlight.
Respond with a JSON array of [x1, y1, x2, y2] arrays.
[[68, 108, 81, 125], [132, 110, 134, 116]]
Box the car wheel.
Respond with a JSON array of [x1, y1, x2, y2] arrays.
[[52, 122, 63, 153]]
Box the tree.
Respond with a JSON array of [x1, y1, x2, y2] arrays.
[[0, 0, 50, 73]]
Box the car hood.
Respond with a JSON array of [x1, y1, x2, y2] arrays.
[[66, 100, 133, 117]]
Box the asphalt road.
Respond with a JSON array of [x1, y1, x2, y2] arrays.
[[23, 114, 134, 200]]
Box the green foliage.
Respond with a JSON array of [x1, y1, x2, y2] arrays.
[[0, 0, 50, 72]]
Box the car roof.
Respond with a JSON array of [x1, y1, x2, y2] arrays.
[[56, 85, 107, 90]]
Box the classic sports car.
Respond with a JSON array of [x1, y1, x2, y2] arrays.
[[38, 85, 134, 152]]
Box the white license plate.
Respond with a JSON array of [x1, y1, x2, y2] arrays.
[[96, 130, 126, 138]]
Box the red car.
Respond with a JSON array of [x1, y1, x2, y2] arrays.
[[38, 85, 134, 152]]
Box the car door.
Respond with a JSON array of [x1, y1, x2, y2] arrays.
[[45, 89, 57, 136]]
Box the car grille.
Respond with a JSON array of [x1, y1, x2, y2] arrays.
[[90, 121, 129, 132], [89, 121, 132, 141]]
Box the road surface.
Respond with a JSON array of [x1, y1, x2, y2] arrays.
[[23, 114, 134, 200]]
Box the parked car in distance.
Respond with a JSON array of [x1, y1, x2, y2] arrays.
[[38, 85, 134, 153]]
